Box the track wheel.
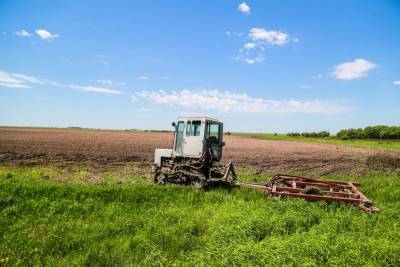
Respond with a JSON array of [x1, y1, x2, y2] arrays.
[[154, 172, 167, 184], [190, 179, 205, 189]]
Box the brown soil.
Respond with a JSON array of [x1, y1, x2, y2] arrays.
[[0, 127, 398, 176]]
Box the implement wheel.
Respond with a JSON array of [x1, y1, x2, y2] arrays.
[[302, 186, 322, 195]]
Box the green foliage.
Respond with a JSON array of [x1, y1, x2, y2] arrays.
[[318, 131, 330, 138], [338, 125, 400, 140], [300, 131, 330, 138], [1, 167, 400, 266], [337, 128, 366, 139], [287, 131, 330, 138], [287, 132, 301, 137], [301, 132, 316, 137]]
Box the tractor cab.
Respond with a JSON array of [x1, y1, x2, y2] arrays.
[[172, 117, 224, 161]]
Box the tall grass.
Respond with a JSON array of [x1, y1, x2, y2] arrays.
[[1, 167, 400, 266]]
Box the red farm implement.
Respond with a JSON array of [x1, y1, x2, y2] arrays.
[[240, 174, 380, 212]]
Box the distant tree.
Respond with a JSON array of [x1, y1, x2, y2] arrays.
[[381, 126, 400, 139], [317, 131, 330, 138], [337, 129, 349, 139], [365, 126, 385, 139]]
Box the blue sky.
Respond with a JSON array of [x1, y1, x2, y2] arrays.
[[0, 0, 399, 133]]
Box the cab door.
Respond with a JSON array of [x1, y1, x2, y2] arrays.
[[206, 122, 223, 161], [174, 121, 185, 155], [182, 120, 203, 157]]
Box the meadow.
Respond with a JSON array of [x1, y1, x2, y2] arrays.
[[233, 132, 400, 150], [1, 166, 400, 266]]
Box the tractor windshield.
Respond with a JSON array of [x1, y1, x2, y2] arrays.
[[186, 120, 201, 136], [206, 122, 222, 143]]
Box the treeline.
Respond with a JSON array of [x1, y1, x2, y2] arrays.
[[337, 125, 400, 140], [287, 131, 330, 138], [286, 125, 400, 140]]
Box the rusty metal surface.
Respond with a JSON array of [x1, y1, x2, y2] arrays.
[[239, 174, 380, 212]]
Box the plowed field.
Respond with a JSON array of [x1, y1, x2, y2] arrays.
[[0, 127, 398, 176]]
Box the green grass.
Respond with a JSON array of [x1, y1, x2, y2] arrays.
[[232, 132, 400, 149], [1, 167, 400, 266]]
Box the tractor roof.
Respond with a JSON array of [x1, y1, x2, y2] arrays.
[[177, 116, 220, 122]]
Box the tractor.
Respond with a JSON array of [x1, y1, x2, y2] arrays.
[[152, 116, 379, 212], [153, 117, 237, 188]]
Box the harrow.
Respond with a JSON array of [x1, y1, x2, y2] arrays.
[[240, 174, 380, 212]]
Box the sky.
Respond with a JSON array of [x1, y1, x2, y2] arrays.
[[0, 0, 399, 133]]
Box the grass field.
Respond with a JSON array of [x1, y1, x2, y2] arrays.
[[1, 167, 400, 266], [233, 132, 400, 149]]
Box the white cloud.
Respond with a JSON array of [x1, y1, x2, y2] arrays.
[[12, 73, 46, 84], [15, 30, 32, 37], [238, 2, 250, 15], [393, 80, 400, 86], [244, 56, 265, 64], [235, 46, 265, 64], [244, 58, 255, 64], [225, 31, 243, 37], [137, 76, 149, 80], [312, 74, 323, 79], [35, 29, 59, 40], [301, 85, 312, 89], [0, 69, 126, 96], [136, 89, 349, 115], [234, 27, 293, 64], [244, 42, 256, 49], [0, 71, 47, 88], [97, 79, 114, 85], [0, 71, 29, 88], [249, 27, 289, 46], [69, 85, 123, 95], [331, 59, 377, 80], [97, 79, 126, 87]]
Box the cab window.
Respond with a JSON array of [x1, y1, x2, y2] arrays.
[[175, 121, 185, 152], [186, 121, 201, 136], [207, 122, 221, 143], [191, 121, 201, 136], [186, 121, 191, 136]]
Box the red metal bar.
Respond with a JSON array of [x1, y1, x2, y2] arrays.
[[273, 186, 359, 198], [288, 180, 350, 189], [273, 174, 361, 186], [239, 183, 358, 198], [270, 191, 365, 204]]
